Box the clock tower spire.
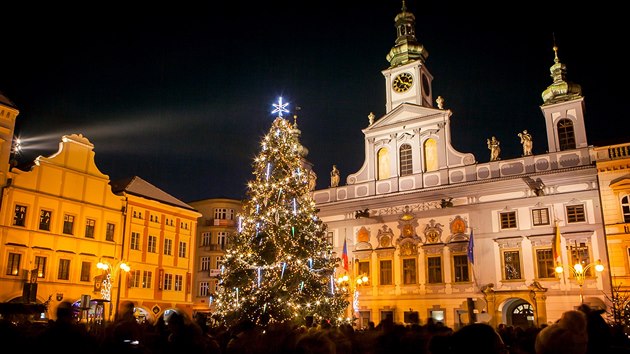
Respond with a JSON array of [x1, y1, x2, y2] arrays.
[[383, 1, 434, 112]]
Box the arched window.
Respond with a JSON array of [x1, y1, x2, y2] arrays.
[[424, 138, 438, 171], [557, 118, 576, 150], [622, 196, 630, 223], [399, 144, 413, 176], [377, 147, 390, 180]]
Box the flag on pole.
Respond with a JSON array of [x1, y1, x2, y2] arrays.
[[467, 229, 474, 264], [553, 221, 562, 266], [342, 238, 349, 271]]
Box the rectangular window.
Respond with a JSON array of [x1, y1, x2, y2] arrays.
[[80, 261, 91, 282], [175, 274, 183, 291], [569, 241, 592, 276], [201, 257, 211, 271], [131, 232, 140, 250], [402, 258, 416, 285], [503, 251, 522, 280], [142, 271, 152, 289], [14, 205, 27, 226], [453, 255, 470, 282], [327, 232, 334, 246], [148, 235, 157, 253], [6, 253, 21, 276], [199, 282, 209, 297], [84, 219, 96, 238], [179, 241, 187, 258], [399, 144, 413, 176], [164, 273, 173, 290], [217, 232, 228, 250], [35, 256, 46, 278], [379, 260, 392, 285], [566, 205, 586, 223], [214, 256, 223, 269], [39, 210, 52, 231], [427, 256, 443, 283], [130, 270, 141, 288], [63, 214, 75, 235], [214, 208, 234, 220], [358, 260, 370, 278], [201, 232, 211, 247], [106, 223, 115, 241], [532, 208, 550, 226], [164, 239, 173, 256], [536, 248, 556, 278], [500, 211, 517, 229], [58, 259, 71, 280]]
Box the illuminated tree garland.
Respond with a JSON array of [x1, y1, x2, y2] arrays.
[[213, 98, 348, 328]]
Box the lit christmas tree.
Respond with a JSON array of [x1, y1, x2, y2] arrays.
[[213, 98, 348, 328]]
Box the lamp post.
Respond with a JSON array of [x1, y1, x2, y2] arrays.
[[97, 259, 130, 321], [336, 273, 369, 324], [555, 259, 604, 303]]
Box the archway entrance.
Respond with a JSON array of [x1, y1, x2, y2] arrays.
[[503, 299, 535, 329]]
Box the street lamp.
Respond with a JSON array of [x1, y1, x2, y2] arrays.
[[555, 259, 604, 303], [97, 259, 130, 321], [336, 273, 369, 323]]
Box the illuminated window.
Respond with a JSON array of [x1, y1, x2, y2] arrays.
[[424, 138, 438, 172], [164, 273, 173, 290], [358, 261, 370, 278], [201, 257, 211, 271], [217, 232, 228, 250], [13, 205, 27, 227], [201, 232, 211, 247], [35, 256, 46, 278], [39, 210, 52, 231], [6, 253, 21, 276], [503, 251, 522, 280], [377, 148, 390, 180], [130, 270, 141, 288], [214, 208, 234, 220]]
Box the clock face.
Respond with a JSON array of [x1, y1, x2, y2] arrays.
[[392, 72, 413, 93]]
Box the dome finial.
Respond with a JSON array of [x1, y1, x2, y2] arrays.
[[402, 0, 407, 12], [552, 32, 559, 64]]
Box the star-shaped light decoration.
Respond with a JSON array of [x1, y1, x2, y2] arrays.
[[271, 97, 289, 118]]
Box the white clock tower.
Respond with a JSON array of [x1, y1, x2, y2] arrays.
[[383, 1, 433, 113]]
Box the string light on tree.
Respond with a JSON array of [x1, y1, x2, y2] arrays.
[[213, 97, 348, 328]]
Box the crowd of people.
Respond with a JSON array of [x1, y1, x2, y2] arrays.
[[1, 301, 630, 354]]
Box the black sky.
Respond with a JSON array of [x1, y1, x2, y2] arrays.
[[2, 2, 626, 203]]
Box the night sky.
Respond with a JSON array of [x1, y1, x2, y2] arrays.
[[2, 2, 625, 203]]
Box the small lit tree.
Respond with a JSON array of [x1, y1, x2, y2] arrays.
[[213, 98, 348, 328]]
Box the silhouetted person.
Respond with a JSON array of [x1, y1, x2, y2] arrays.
[[35, 300, 97, 354], [450, 323, 506, 354], [535, 310, 587, 354], [103, 300, 148, 353]]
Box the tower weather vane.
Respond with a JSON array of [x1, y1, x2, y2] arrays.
[[271, 97, 289, 117]]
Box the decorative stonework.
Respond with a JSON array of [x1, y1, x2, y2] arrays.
[[423, 219, 444, 243], [377, 225, 394, 248]]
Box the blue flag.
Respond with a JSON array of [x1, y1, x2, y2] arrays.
[[467, 230, 474, 264]]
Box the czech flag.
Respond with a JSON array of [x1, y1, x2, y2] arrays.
[[342, 238, 349, 271]]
